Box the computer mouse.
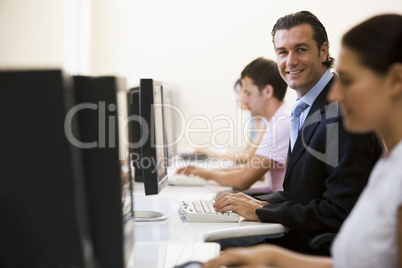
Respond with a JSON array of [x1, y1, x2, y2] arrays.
[[174, 260, 203, 268]]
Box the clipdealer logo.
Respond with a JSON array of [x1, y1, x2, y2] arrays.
[[63, 101, 341, 168], [64, 102, 122, 149]]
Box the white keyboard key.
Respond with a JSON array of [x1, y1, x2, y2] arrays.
[[201, 200, 212, 214], [179, 200, 240, 223]]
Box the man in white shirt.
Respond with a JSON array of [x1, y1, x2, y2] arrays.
[[178, 57, 291, 193]]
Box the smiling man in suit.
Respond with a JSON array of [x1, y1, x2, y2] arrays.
[[213, 11, 382, 255]]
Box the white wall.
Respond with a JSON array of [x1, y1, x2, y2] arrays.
[[0, 0, 65, 68], [123, 0, 402, 150], [1, 0, 401, 152]]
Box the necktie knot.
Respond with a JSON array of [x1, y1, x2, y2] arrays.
[[292, 100, 308, 116]]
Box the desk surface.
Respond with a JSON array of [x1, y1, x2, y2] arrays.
[[133, 182, 288, 243], [129, 181, 288, 267]]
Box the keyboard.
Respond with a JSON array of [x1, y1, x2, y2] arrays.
[[179, 200, 240, 222], [169, 173, 206, 186], [179, 153, 208, 161]]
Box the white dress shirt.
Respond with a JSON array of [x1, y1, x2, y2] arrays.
[[297, 69, 333, 127]]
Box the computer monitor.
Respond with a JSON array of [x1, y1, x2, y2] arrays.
[[138, 78, 169, 196], [125, 79, 169, 222], [72, 75, 134, 266], [0, 70, 133, 267], [0, 70, 84, 267]]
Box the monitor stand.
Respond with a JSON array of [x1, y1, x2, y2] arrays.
[[132, 211, 168, 222], [129, 168, 168, 222]]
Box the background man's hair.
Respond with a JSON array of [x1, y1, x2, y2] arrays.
[[241, 57, 287, 101]]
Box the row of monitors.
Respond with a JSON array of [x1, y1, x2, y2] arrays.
[[0, 70, 134, 267]]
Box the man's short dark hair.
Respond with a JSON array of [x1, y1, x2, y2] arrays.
[[271, 10, 335, 69], [240, 57, 287, 101]]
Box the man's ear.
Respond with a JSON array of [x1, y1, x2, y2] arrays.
[[320, 42, 329, 63], [387, 63, 402, 98], [263, 84, 274, 98]]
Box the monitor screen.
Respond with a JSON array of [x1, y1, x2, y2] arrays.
[[153, 84, 167, 179], [162, 88, 178, 163], [138, 79, 168, 196]]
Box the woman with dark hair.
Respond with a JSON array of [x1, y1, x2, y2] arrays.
[[203, 14, 402, 268]]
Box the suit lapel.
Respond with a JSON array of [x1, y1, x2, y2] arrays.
[[284, 77, 335, 183]]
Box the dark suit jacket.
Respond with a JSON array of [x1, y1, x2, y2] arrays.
[[255, 77, 382, 255]]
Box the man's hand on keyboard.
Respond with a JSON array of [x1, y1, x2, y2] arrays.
[[213, 192, 268, 221], [177, 165, 195, 174]]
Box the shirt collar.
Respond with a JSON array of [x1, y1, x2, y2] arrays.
[[298, 69, 333, 106]]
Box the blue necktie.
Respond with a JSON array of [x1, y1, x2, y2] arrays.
[[290, 99, 309, 151]]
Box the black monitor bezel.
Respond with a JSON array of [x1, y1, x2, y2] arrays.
[[139, 79, 168, 195]]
